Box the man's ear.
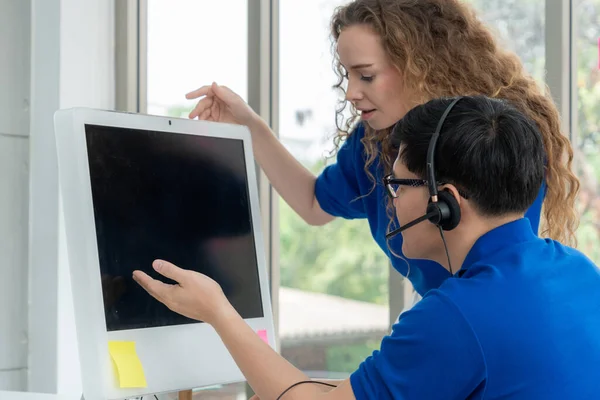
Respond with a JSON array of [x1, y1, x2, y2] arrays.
[[440, 184, 475, 227], [440, 184, 462, 206]]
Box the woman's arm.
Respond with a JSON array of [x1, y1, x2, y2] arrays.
[[247, 117, 335, 226], [186, 84, 335, 226]]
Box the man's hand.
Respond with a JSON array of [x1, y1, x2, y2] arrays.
[[133, 259, 233, 325]]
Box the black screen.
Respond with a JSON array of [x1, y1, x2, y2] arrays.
[[84, 124, 263, 331]]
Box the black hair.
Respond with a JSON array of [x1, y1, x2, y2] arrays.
[[391, 95, 544, 217]]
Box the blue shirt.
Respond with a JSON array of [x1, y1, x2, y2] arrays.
[[315, 123, 546, 295], [350, 218, 600, 399]]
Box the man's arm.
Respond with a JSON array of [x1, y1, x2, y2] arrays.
[[134, 260, 356, 399], [134, 261, 484, 400], [349, 292, 486, 400], [212, 308, 356, 400]]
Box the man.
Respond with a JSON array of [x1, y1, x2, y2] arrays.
[[134, 95, 600, 399]]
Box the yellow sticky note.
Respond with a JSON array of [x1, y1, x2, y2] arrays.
[[108, 341, 148, 388]]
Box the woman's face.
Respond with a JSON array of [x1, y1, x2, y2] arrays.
[[337, 24, 418, 130]]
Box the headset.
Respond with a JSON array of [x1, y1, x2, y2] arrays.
[[385, 96, 464, 273]]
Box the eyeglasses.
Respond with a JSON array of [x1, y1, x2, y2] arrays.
[[383, 174, 470, 199], [383, 174, 428, 199]]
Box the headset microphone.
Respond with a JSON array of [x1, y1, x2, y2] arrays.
[[385, 209, 439, 239]]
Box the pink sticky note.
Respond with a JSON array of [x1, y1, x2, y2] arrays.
[[257, 329, 268, 344]]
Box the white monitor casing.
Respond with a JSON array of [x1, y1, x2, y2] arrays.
[[53, 108, 274, 400]]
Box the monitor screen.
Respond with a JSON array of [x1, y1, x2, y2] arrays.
[[84, 124, 263, 331]]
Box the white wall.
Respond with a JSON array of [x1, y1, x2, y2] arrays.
[[28, 0, 61, 392], [30, 0, 115, 394], [0, 0, 31, 391], [56, 0, 115, 395], [0, 0, 115, 394]]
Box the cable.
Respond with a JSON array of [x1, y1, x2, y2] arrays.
[[276, 380, 338, 400], [438, 225, 453, 275]]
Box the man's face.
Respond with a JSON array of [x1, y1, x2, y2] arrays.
[[391, 157, 443, 260]]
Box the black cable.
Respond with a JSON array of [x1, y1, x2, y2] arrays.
[[276, 380, 338, 400], [438, 225, 453, 275]]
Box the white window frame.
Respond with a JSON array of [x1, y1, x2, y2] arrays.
[[545, 0, 575, 139]]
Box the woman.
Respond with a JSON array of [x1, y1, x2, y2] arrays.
[[134, 96, 600, 399], [185, 0, 578, 297]]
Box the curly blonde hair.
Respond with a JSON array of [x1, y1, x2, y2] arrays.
[[330, 0, 579, 245]]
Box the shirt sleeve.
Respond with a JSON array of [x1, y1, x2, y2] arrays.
[[349, 292, 486, 400], [314, 124, 368, 219]]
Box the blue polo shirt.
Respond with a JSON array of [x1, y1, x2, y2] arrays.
[[315, 123, 546, 295], [349, 218, 600, 399]]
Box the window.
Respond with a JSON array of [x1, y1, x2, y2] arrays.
[[573, 0, 600, 261], [146, 0, 248, 117], [277, 0, 547, 380], [128, 0, 556, 395], [468, 0, 545, 85], [145, 2, 249, 398], [278, 0, 390, 379]]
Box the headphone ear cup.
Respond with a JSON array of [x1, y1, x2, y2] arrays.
[[438, 190, 461, 230], [427, 190, 461, 231]]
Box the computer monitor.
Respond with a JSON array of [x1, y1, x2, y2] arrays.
[[54, 109, 274, 400]]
